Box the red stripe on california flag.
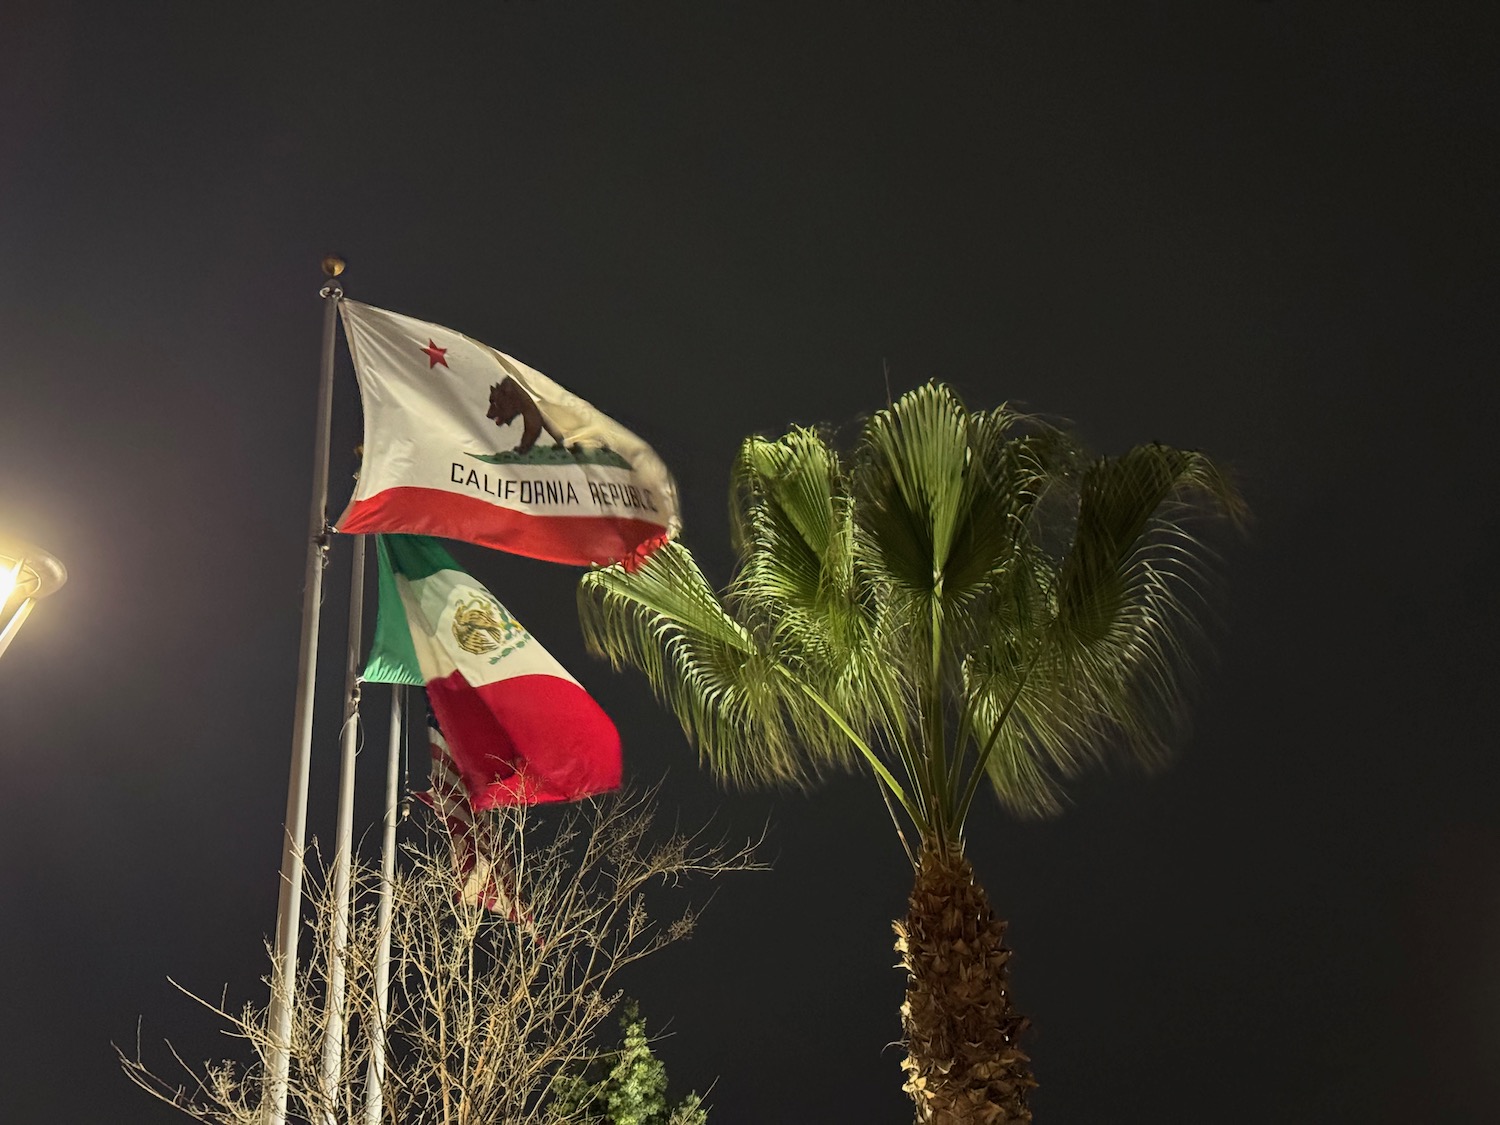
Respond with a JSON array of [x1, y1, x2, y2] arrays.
[[337, 487, 668, 568], [426, 671, 622, 809]]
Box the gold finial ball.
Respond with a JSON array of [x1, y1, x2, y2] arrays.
[[322, 254, 347, 278]]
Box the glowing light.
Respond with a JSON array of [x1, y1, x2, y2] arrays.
[[0, 560, 17, 607], [0, 536, 66, 662]]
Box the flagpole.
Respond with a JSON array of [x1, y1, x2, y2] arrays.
[[317, 529, 366, 1117], [363, 683, 405, 1125], [263, 256, 344, 1125]]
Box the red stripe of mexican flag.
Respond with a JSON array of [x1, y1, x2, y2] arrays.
[[334, 300, 679, 569], [363, 534, 621, 807]]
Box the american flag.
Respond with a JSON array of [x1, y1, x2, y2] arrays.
[[416, 702, 532, 928]]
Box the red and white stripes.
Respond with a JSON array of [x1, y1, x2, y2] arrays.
[[416, 717, 528, 925]]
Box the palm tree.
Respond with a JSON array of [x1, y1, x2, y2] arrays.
[[578, 383, 1244, 1123]]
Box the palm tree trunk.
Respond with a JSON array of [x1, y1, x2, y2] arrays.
[[895, 844, 1035, 1124]]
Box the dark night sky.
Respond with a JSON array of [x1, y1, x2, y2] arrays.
[[2, 3, 1498, 1121]]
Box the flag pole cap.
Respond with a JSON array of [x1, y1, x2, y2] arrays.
[[322, 254, 347, 278]]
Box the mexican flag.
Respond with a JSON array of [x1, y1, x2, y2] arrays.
[[335, 300, 680, 569], [363, 534, 621, 806]]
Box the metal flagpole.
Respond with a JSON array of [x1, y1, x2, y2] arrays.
[[363, 683, 405, 1125], [263, 256, 344, 1125], [318, 530, 367, 1116]]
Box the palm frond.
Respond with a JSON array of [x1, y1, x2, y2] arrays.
[[579, 543, 808, 787], [854, 383, 972, 599], [730, 429, 931, 774], [729, 431, 859, 654], [965, 443, 1244, 818], [578, 542, 858, 788], [938, 411, 1051, 608]]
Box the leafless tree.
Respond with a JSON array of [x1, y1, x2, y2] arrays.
[[122, 788, 759, 1125]]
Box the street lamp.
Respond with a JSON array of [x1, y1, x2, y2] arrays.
[[0, 535, 67, 661]]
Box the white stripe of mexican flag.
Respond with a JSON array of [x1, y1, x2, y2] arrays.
[[364, 534, 621, 807]]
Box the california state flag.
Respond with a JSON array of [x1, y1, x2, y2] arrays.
[[362, 534, 621, 806], [335, 300, 680, 568]]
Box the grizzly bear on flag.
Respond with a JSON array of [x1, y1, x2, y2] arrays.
[[487, 376, 566, 455]]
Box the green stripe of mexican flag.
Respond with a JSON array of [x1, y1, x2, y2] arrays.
[[364, 534, 621, 806]]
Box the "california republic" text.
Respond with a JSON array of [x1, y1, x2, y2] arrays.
[[450, 464, 659, 513]]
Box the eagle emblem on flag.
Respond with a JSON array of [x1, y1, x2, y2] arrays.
[[451, 594, 525, 657]]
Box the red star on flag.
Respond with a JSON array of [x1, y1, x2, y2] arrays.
[[421, 339, 449, 368]]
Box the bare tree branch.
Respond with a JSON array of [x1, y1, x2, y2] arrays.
[[121, 789, 762, 1125]]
